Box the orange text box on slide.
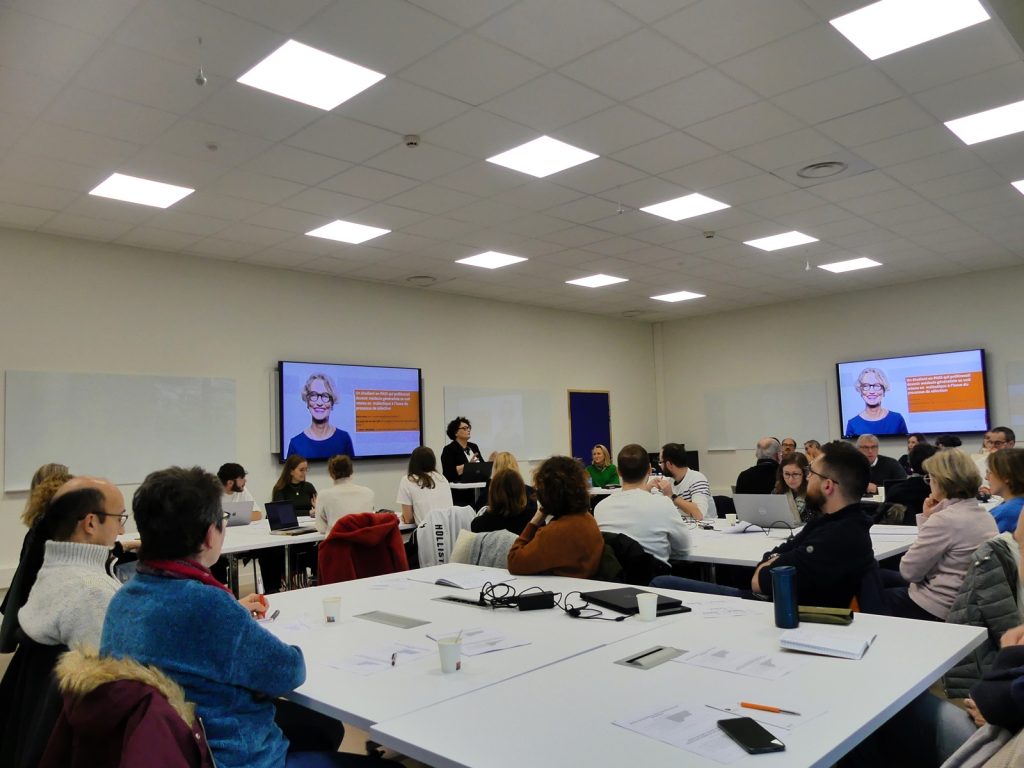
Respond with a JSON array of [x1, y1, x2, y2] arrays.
[[354, 390, 420, 432], [906, 372, 985, 413]]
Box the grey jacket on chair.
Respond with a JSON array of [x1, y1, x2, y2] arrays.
[[944, 536, 1020, 698]]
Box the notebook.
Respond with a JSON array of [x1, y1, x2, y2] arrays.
[[459, 461, 493, 483], [733, 493, 801, 528], [779, 627, 877, 660], [265, 501, 316, 535], [222, 500, 254, 527], [579, 587, 688, 616]]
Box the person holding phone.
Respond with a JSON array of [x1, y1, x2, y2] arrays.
[[440, 416, 482, 507]]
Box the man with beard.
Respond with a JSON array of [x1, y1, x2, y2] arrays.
[[749, 440, 875, 607], [652, 442, 874, 608]]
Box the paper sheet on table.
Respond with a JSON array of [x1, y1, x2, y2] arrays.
[[425, 626, 530, 656], [268, 612, 335, 636], [367, 577, 414, 590], [706, 700, 825, 731], [406, 565, 516, 590], [326, 642, 432, 676], [697, 600, 756, 619], [673, 646, 806, 680], [614, 701, 746, 763]]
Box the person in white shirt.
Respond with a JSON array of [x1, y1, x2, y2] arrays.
[[19, 477, 125, 649], [217, 462, 259, 521], [650, 443, 716, 521], [397, 446, 453, 524], [594, 444, 689, 564], [315, 454, 376, 533]]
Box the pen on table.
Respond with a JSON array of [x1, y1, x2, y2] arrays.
[[267, 609, 280, 622], [390, 652, 397, 667], [740, 701, 801, 716]]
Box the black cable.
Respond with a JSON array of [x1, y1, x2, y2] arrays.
[[557, 591, 628, 622]]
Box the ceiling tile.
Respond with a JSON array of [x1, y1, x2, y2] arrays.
[[559, 28, 702, 101], [147, 209, 235, 236], [732, 128, 844, 172], [13, 122, 139, 170], [204, 171, 305, 206], [399, 33, 545, 106], [0, 8, 104, 81], [555, 105, 670, 156], [319, 166, 419, 201], [245, 145, 351, 186], [203, 0, 331, 33], [491, 181, 583, 212], [772, 66, 903, 125], [215, 221, 293, 247], [607, 0, 697, 23], [629, 69, 758, 129], [342, 78, 469, 135], [423, 110, 534, 160], [483, 73, 615, 133], [476, 0, 639, 68], [296, 0, 461, 74], [0, 65, 65, 120], [149, 118, 271, 168], [191, 83, 322, 142], [435, 161, 529, 197], [914, 61, 1024, 122], [406, 0, 516, 27], [686, 102, 803, 152], [281, 187, 373, 218], [658, 0, 816, 64], [817, 99, 935, 147], [708, 173, 797, 204], [0, 201, 56, 229], [720, 24, 863, 98], [42, 212, 134, 240], [0, 179, 79, 211], [240, 206, 324, 234], [854, 125, 961, 167], [115, 226, 203, 251], [384, 184, 477, 215], [886, 150, 985, 186], [661, 153, 761, 190], [364, 143, 476, 182], [548, 158, 647, 195], [188, 237, 261, 260], [173, 192, 266, 222], [811, 170, 900, 202], [611, 132, 718, 175], [286, 115, 401, 163]]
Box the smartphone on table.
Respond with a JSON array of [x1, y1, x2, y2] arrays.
[[717, 717, 785, 754]]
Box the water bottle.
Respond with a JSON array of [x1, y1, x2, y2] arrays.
[[771, 566, 799, 628]]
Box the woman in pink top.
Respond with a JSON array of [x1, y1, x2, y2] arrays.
[[882, 449, 998, 621]]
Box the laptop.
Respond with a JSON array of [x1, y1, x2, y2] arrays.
[[578, 587, 688, 616], [265, 501, 316, 536], [733, 493, 801, 528], [222, 500, 254, 527], [459, 460, 493, 483]]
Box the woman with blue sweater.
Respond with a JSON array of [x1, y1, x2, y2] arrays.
[[100, 466, 382, 768], [987, 448, 1024, 533]]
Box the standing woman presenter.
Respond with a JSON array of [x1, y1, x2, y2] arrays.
[[441, 416, 482, 508]]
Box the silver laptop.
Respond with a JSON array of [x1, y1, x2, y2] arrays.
[[732, 493, 800, 528], [222, 499, 254, 527]]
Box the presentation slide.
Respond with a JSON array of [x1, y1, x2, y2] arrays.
[[837, 350, 988, 438], [279, 361, 421, 460]]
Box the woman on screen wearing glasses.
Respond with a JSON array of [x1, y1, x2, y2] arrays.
[[285, 373, 354, 461], [845, 367, 909, 438]]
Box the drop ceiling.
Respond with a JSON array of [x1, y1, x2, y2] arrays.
[[1, 0, 1023, 321]]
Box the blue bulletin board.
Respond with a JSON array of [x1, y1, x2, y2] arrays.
[[568, 390, 611, 462]]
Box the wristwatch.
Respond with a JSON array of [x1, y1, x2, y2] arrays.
[[670, 493, 680, 500]]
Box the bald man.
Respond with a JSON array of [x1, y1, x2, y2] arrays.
[[735, 437, 781, 494], [19, 477, 127, 648]]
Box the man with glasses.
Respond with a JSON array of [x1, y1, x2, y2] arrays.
[[856, 433, 906, 495], [990, 426, 1016, 451], [19, 477, 127, 648]]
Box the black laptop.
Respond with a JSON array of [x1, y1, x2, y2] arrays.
[[265, 501, 316, 536], [579, 587, 689, 616], [459, 460, 493, 483]]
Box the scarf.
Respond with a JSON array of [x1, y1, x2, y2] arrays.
[[138, 558, 233, 595]]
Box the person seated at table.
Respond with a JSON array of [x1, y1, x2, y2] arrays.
[[886, 443, 938, 522], [397, 446, 453, 525], [653, 441, 875, 608], [315, 454, 375, 534], [507, 456, 603, 578], [735, 438, 781, 495], [100, 466, 377, 768], [898, 433, 929, 475], [470, 469, 533, 535], [594, 444, 689, 565], [651, 442, 715, 521], [803, 440, 822, 462], [492, 450, 537, 514], [218, 462, 261, 521], [19, 477, 124, 649], [780, 437, 797, 457], [882, 449, 998, 621], [585, 444, 619, 488], [772, 452, 812, 522], [986, 448, 1024, 534], [272, 455, 317, 517], [857, 433, 907, 495]]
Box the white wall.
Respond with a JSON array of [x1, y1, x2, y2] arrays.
[[657, 265, 1023, 493], [0, 228, 660, 581]]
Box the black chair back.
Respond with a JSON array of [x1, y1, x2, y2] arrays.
[[0, 634, 67, 767]]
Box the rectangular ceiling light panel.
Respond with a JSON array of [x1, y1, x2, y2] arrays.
[[946, 99, 1024, 145], [456, 251, 527, 269], [566, 274, 628, 287], [830, 0, 989, 60], [818, 257, 882, 273], [486, 136, 598, 178], [651, 290, 705, 302], [306, 220, 390, 244], [744, 231, 818, 251], [89, 173, 194, 208], [640, 193, 730, 221]]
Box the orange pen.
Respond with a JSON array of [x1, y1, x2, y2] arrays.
[[740, 701, 801, 716]]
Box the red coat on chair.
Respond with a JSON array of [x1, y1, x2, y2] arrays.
[[318, 512, 409, 584]]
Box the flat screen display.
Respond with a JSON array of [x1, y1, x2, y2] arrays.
[[279, 361, 422, 461], [836, 349, 988, 438]]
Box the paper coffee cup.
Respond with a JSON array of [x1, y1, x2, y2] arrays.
[[438, 637, 462, 673], [636, 592, 658, 621], [725, 513, 737, 526], [322, 596, 341, 624]]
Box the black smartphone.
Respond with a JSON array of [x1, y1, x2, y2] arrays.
[[717, 718, 785, 754]]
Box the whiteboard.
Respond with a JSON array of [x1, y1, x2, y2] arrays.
[[704, 381, 829, 450], [4, 370, 236, 491], [443, 387, 552, 461], [1007, 361, 1024, 429]]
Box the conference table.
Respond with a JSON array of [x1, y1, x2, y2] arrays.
[[220, 520, 324, 594], [261, 564, 984, 767]]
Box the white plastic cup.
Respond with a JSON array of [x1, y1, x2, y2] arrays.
[[438, 637, 462, 673], [725, 513, 737, 526], [877, 486, 886, 502], [322, 596, 341, 624], [636, 592, 658, 621]]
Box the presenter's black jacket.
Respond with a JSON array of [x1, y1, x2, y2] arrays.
[[735, 458, 779, 495], [756, 503, 874, 608], [441, 440, 482, 507]]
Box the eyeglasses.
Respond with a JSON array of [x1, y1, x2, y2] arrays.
[[221, 511, 231, 521], [805, 468, 838, 484], [923, 474, 932, 485], [859, 383, 885, 392], [990, 440, 1009, 448], [307, 392, 334, 404], [458, 425, 471, 431], [95, 511, 129, 525], [782, 472, 804, 480]]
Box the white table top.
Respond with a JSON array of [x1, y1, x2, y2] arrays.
[[263, 565, 692, 730], [449, 482, 486, 489], [370, 596, 984, 768], [220, 519, 324, 555], [685, 519, 917, 567]]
